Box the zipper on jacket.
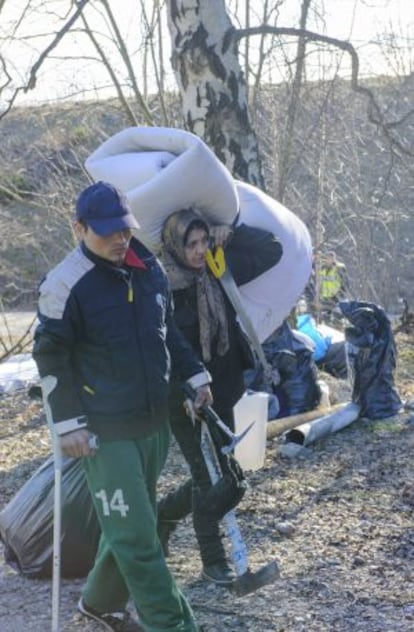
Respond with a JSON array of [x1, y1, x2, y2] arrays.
[[127, 276, 133, 303], [121, 270, 134, 303]]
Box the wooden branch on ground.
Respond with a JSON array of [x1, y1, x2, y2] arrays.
[[266, 402, 348, 439]]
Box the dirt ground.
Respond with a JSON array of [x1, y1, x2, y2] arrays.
[[0, 332, 413, 632]]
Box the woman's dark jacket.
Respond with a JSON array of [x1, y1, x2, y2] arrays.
[[171, 224, 283, 415]]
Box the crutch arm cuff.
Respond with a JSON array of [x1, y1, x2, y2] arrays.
[[55, 416, 88, 436]]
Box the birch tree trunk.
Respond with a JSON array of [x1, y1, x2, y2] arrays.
[[166, 0, 264, 188]]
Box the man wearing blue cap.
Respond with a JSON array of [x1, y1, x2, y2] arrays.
[[33, 181, 212, 632]]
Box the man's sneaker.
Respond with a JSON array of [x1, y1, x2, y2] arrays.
[[202, 562, 236, 585], [78, 597, 143, 631]]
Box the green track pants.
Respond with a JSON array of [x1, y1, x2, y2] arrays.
[[82, 426, 200, 632]]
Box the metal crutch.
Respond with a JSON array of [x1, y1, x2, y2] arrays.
[[41, 375, 61, 632], [41, 375, 99, 631]]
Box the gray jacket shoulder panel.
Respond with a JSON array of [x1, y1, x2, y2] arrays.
[[39, 246, 94, 319]]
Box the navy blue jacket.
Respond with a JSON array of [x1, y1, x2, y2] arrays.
[[33, 237, 209, 441]]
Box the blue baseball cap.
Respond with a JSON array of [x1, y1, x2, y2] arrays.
[[76, 181, 139, 236]]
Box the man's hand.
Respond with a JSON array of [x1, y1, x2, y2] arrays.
[[193, 384, 213, 410], [59, 429, 98, 458]]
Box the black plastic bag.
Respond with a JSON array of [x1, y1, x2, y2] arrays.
[[245, 321, 321, 416], [340, 300, 402, 419], [317, 341, 348, 379], [0, 455, 100, 579]]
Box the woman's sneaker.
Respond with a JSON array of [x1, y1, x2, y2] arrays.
[[78, 597, 143, 631], [201, 561, 236, 585]]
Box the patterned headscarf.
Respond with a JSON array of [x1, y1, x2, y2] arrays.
[[161, 209, 230, 362]]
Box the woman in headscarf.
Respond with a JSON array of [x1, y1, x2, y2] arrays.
[[158, 208, 283, 585]]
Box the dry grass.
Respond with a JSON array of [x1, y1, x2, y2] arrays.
[[0, 333, 413, 631]]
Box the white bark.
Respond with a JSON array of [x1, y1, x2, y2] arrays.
[[166, 0, 264, 188]]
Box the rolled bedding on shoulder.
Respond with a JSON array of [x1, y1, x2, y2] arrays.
[[85, 126, 239, 252], [85, 126, 312, 341]]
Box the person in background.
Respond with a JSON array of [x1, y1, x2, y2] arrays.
[[157, 208, 283, 585], [33, 182, 212, 632], [319, 250, 350, 321]]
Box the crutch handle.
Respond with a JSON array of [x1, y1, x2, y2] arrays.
[[88, 434, 99, 450]]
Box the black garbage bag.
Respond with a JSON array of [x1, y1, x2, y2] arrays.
[[339, 300, 402, 419], [245, 321, 321, 416], [0, 455, 100, 579]]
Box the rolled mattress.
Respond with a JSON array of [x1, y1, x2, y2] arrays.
[[85, 126, 312, 342]]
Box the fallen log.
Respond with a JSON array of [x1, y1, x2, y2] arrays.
[[282, 402, 361, 447], [266, 403, 347, 439]]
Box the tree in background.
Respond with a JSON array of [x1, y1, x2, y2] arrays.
[[166, 0, 264, 187], [0, 0, 413, 328]]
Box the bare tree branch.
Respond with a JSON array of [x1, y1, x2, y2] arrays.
[[75, 9, 138, 126], [0, 0, 91, 120], [278, 0, 312, 201], [26, 0, 91, 91], [235, 24, 414, 157], [0, 55, 12, 92], [100, 0, 154, 125], [140, 0, 169, 125], [0, 318, 36, 361]]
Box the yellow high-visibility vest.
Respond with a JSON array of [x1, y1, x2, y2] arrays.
[[320, 265, 342, 299]]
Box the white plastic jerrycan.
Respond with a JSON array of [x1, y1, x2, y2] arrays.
[[233, 391, 269, 471]]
